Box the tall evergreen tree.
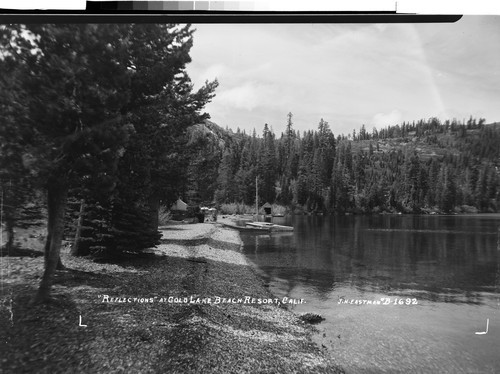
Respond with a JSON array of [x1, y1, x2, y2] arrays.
[[1, 24, 216, 303], [258, 124, 277, 203], [2, 24, 134, 302]]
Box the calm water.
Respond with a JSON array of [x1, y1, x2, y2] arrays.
[[241, 215, 500, 373]]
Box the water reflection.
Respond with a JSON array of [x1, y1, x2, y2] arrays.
[[242, 215, 500, 373], [242, 215, 500, 305]]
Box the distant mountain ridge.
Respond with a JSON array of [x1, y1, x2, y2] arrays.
[[185, 117, 500, 214]]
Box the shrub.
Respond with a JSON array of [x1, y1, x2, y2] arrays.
[[220, 203, 255, 215], [158, 205, 172, 225], [271, 204, 287, 215], [459, 205, 478, 214]]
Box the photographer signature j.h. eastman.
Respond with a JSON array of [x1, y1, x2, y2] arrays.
[[337, 296, 418, 305]]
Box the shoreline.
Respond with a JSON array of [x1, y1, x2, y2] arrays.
[[0, 222, 344, 373], [150, 222, 345, 373]]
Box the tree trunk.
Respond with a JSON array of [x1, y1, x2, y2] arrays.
[[43, 189, 65, 270], [43, 232, 50, 264], [43, 185, 54, 268], [71, 199, 85, 256], [148, 193, 159, 231], [5, 217, 15, 252], [34, 183, 68, 304], [43, 232, 65, 270]]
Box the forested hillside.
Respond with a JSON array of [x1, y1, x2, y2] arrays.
[[191, 115, 500, 214]]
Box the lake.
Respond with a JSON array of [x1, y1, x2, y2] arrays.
[[240, 214, 500, 373]]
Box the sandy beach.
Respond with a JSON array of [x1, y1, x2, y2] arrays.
[[0, 222, 344, 373]]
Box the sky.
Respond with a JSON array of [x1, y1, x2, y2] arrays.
[[186, 16, 500, 137]]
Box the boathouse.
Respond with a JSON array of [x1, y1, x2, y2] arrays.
[[262, 202, 272, 216]]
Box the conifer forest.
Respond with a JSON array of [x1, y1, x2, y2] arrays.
[[192, 115, 500, 217], [1, 24, 499, 302]]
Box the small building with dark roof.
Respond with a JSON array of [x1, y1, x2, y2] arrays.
[[262, 202, 272, 216]]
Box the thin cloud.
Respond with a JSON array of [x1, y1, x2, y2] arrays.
[[373, 110, 404, 128], [188, 18, 500, 136], [216, 82, 273, 111]]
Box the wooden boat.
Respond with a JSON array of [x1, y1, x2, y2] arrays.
[[246, 222, 294, 232], [222, 220, 294, 233], [245, 222, 275, 229], [222, 221, 272, 232]]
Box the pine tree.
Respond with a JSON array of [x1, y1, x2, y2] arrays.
[[1, 24, 217, 303], [1, 24, 137, 302], [258, 124, 277, 204], [215, 148, 239, 203]]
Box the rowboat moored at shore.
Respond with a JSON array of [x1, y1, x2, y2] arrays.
[[222, 221, 272, 232], [222, 220, 294, 233]]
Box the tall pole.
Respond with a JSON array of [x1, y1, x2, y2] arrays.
[[255, 176, 258, 222]]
